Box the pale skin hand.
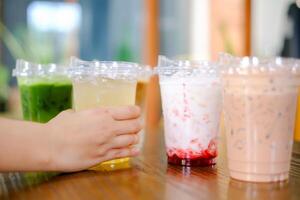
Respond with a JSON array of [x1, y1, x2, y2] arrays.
[[0, 106, 142, 172]]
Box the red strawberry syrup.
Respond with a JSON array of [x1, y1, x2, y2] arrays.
[[167, 140, 217, 166]]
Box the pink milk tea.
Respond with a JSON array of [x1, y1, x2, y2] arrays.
[[221, 54, 300, 182], [157, 56, 222, 166]]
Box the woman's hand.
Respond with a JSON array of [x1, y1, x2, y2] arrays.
[[45, 106, 142, 172]]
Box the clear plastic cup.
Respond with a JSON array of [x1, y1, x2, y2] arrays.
[[69, 57, 143, 171], [135, 65, 152, 150], [220, 53, 300, 182], [156, 55, 222, 166], [13, 59, 72, 123], [70, 57, 153, 151]]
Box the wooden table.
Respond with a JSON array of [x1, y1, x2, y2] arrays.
[[1, 127, 300, 200]]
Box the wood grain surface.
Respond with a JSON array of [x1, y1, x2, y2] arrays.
[[1, 126, 300, 200]]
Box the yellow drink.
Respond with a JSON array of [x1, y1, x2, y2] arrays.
[[69, 58, 151, 170], [135, 80, 148, 108], [294, 89, 300, 141], [72, 78, 137, 171], [73, 79, 136, 109]]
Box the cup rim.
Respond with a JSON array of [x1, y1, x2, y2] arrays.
[[69, 57, 153, 79], [218, 53, 300, 76], [13, 59, 69, 77], [155, 55, 220, 76]]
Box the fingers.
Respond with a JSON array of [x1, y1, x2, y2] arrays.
[[108, 134, 139, 149], [101, 147, 140, 162], [113, 119, 142, 135], [96, 134, 139, 158], [107, 106, 141, 120]]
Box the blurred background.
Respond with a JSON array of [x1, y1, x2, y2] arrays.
[[0, 0, 299, 126]]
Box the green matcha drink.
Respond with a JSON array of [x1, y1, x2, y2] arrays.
[[19, 80, 72, 123], [13, 60, 72, 123]]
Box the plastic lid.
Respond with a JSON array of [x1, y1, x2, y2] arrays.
[[69, 57, 153, 80], [155, 55, 220, 77], [219, 53, 300, 76], [12, 59, 69, 77], [136, 65, 153, 81]]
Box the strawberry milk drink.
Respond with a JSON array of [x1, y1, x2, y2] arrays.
[[157, 56, 222, 166], [220, 54, 300, 182]]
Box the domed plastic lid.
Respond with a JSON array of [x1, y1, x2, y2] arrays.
[[219, 53, 300, 76], [12, 59, 69, 77], [69, 57, 153, 81], [155, 55, 220, 77]]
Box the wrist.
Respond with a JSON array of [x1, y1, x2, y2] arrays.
[[35, 123, 56, 171]]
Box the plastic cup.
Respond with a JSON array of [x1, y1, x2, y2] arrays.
[[69, 57, 142, 171], [156, 56, 222, 166], [135, 65, 152, 150], [220, 54, 300, 182], [70, 57, 153, 151], [13, 59, 72, 123], [135, 65, 152, 109]]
